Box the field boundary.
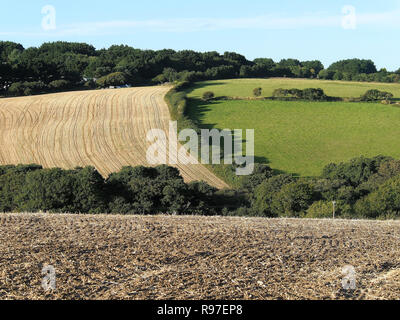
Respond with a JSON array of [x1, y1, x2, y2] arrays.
[[164, 83, 244, 188]]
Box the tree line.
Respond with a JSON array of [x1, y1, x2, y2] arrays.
[[234, 156, 400, 220], [0, 164, 243, 215], [2, 156, 400, 219], [1, 41, 400, 97]]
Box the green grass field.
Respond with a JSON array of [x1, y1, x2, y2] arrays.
[[187, 78, 400, 99], [186, 79, 400, 177]]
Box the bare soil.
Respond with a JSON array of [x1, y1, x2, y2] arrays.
[[0, 213, 399, 300]]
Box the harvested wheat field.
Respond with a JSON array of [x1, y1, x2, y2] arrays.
[[1, 213, 400, 300], [0, 87, 227, 189]]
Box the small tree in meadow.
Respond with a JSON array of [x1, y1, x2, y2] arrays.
[[361, 89, 394, 102], [253, 87, 262, 97], [202, 91, 215, 101]]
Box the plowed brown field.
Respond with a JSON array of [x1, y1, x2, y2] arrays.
[[1, 213, 400, 300], [0, 87, 227, 188]]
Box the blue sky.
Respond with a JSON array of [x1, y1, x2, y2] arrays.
[[1, 0, 400, 70]]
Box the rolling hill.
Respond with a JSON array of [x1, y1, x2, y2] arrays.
[[186, 79, 400, 177]]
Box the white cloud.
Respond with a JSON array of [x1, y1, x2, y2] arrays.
[[61, 14, 342, 34], [1, 9, 400, 37]]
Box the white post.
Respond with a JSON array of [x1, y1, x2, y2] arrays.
[[332, 201, 337, 219]]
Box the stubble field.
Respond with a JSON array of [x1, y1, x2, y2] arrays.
[[1, 213, 399, 300], [0, 87, 227, 189]]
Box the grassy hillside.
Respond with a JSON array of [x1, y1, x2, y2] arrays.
[[0, 86, 227, 189], [186, 79, 400, 176], [187, 78, 400, 99]]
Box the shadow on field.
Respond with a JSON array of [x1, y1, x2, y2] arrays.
[[184, 81, 226, 95], [186, 98, 219, 129], [253, 156, 294, 176], [186, 98, 296, 176]]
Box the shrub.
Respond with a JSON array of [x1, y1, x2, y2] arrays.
[[240, 163, 273, 193], [84, 79, 96, 89], [231, 206, 253, 217], [252, 174, 295, 217], [8, 82, 24, 96], [96, 72, 127, 88], [253, 87, 262, 97], [23, 88, 33, 96], [14, 166, 107, 213], [301, 88, 327, 101], [361, 89, 394, 101], [152, 74, 167, 84], [272, 88, 327, 101], [305, 200, 334, 218], [202, 91, 215, 101], [288, 89, 304, 99], [321, 155, 390, 187], [0, 165, 43, 212], [271, 181, 317, 217], [71, 167, 107, 213], [23, 81, 47, 94], [16, 168, 76, 213], [8, 81, 47, 96], [354, 176, 400, 218], [305, 200, 352, 218], [49, 80, 71, 91], [272, 88, 289, 98]]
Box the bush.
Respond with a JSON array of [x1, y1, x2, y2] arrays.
[[0, 165, 43, 212], [301, 88, 327, 101], [321, 155, 390, 187], [14, 166, 107, 213], [305, 200, 334, 218], [361, 89, 394, 101], [253, 87, 262, 97], [8, 81, 47, 96], [152, 74, 167, 84], [305, 200, 352, 218], [84, 79, 96, 89], [49, 80, 71, 91], [202, 91, 215, 101], [96, 72, 127, 88], [240, 163, 273, 193], [8, 82, 24, 96], [24, 88, 33, 96], [272, 88, 327, 101], [252, 174, 295, 217], [354, 176, 400, 218], [271, 181, 317, 217], [16, 168, 76, 213], [272, 88, 289, 98]]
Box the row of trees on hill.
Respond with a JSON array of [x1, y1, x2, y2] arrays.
[[1, 41, 400, 96], [2, 156, 400, 219], [242, 156, 400, 219], [0, 164, 243, 215]]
